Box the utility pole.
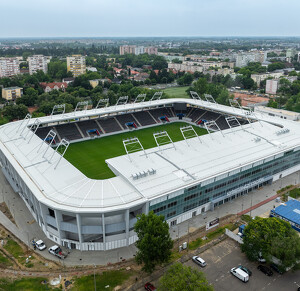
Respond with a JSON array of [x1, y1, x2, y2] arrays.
[[93, 264, 97, 291]]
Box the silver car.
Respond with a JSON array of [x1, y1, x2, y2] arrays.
[[192, 256, 207, 267]]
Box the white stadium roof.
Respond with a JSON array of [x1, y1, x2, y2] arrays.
[[0, 98, 299, 213]]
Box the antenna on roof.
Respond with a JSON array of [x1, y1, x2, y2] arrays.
[[123, 137, 147, 162], [134, 94, 146, 103], [116, 96, 128, 106], [180, 125, 202, 145], [204, 120, 224, 139], [153, 131, 175, 152], [150, 91, 163, 101]]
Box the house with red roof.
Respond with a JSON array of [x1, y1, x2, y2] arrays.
[[40, 82, 68, 93]]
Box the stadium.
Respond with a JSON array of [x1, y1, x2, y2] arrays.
[[0, 92, 300, 252]]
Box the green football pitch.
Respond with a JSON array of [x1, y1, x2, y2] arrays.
[[64, 122, 207, 180]]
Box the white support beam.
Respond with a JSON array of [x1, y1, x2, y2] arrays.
[[153, 131, 175, 151], [95, 98, 109, 109], [134, 94, 146, 103], [39, 130, 57, 157], [229, 99, 242, 110], [150, 91, 163, 101], [204, 94, 217, 104], [225, 116, 242, 132], [27, 119, 42, 143], [75, 101, 89, 113], [48, 139, 70, 169], [123, 137, 147, 161], [51, 104, 65, 117], [116, 96, 128, 106], [190, 91, 201, 100], [180, 125, 201, 145], [204, 120, 224, 139], [16, 113, 32, 134]]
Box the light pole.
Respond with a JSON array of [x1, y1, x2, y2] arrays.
[[93, 264, 96, 291]]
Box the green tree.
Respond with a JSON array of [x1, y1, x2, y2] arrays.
[[134, 211, 173, 273], [241, 217, 300, 270], [2, 104, 28, 121], [158, 263, 213, 291]]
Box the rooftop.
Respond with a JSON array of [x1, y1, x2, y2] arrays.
[[272, 199, 300, 225]]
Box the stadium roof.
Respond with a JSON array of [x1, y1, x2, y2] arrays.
[[272, 199, 300, 225], [0, 98, 300, 213]]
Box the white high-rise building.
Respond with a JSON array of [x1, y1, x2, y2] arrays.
[[67, 55, 86, 77], [0, 57, 20, 77], [28, 55, 48, 75]]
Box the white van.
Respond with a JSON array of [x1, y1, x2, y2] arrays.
[[230, 267, 249, 282]]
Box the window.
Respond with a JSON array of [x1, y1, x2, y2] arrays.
[[170, 220, 177, 226], [153, 205, 166, 214], [167, 211, 176, 218], [187, 186, 197, 191], [48, 208, 55, 218], [184, 193, 198, 201], [168, 201, 177, 208]]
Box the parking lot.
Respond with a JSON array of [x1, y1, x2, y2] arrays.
[[185, 239, 300, 291]]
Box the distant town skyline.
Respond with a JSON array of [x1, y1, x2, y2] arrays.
[[1, 0, 300, 37]]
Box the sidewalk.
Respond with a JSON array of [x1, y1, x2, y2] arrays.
[[0, 168, 299, 266]]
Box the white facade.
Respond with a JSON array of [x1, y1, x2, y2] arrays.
[[254, 106, 300, 121], [1, 99, 300, 251], [265, 79, 279, 94], [28, 55, 48, 75], [0, 57, 20, 77]]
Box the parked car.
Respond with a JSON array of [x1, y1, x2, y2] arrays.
[[35, 240, 46, 251], [230, 267, 249, 282], [144, 282, 156, 291], [257, 265, 273, 276], [192, 256, 207, 267], [258, 252, 266, 263], [238, 265, 252, 276], [270, 263, 284, 274], [48, 245, 67, 259]]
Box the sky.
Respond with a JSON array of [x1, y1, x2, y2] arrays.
[[1, 0, 299, 37]]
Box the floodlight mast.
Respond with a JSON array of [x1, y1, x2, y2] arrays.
[[48, 139, 70, 169], [39, 129, 57, 157], [134, 94, 146, 103], [204, 120, 224, 139], [153, 131, 175, 152], [16, 113, 32, 134], [123, 137, 147, 161], [229, 99, 242, 111], [26, 119, 42, 143], [150, 91, 163, 101], [116, 96, 128, 106], [203, 94, 217, 104], [180, 125, 202, 146], [51, 104, 65, 118]]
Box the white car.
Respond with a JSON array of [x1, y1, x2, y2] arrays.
[[35, 240, 46, 251], [192, 256, 207, 267], [231, 267, 249, 282]]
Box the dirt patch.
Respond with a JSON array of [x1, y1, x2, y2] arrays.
[[0, 202, 15, 225]]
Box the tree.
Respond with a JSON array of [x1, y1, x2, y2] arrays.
[[2, 104, 28, 121], [158, 263, 213, 291], [134, 211, 173, 273], [241, 217, 300, 270]]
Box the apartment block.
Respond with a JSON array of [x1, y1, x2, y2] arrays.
[[28, 55, 48, 75], [2, 87, 23, 100], [265, 79, 279, 94], [119, 45, 158, 55], [67, 55, 86, 77], [144, 46, 158, 55], [0, 57, 20, 77], [119, 45, 136, 55]]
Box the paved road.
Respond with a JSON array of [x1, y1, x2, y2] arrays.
[[185, 239, 300, 291]]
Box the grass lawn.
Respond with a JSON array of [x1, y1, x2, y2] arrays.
[[72, 270, 132, 291], [0, 278, 58, 291], [4, 238, 26, 264], [64, 122, 207, 180], [163, 86, 190, 98], [0, 251, 12, 267]]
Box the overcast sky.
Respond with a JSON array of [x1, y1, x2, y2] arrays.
[[1, 0, 299, 37]]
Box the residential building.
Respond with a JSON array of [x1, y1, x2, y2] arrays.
[[251, 72, 284, 87], [2, 87, 23, 100], [28, 55, 48, 75], [298, 52, 300, 63], [235, 51, 266, 67], [40, 82, 68, 93], [168, 63, 203, 73], [119, 45, 136, 55], [265, 79, 279, 94], [67, 55, 86, 77], [62, 77, 75, 84], [144, 46, 158, 55], [89, 79, 100, 88], [134, 46, 144, 55], [86, 67, 97, 72], [0, 57, 20, 77]]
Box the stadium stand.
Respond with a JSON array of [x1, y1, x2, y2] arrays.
[[77, 120, 102, 137], [133, 111, 157, 126], [35, 127, 59, 143], [116, 113, 137, 127], [97, 117, 122, 133], [55, 123, 82, 141], [149, 107, 172, 120]]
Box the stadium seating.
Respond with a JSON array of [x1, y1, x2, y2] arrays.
[[35, 127, 59, 143], [133, 111, 157, 126], [77, 120, 102, 137], [149, 107, 172, 121], [116, 113, 137, 128], [97, 117, 122, 133], [189, 108, 207, 122], [55, 123, 82, 141]]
